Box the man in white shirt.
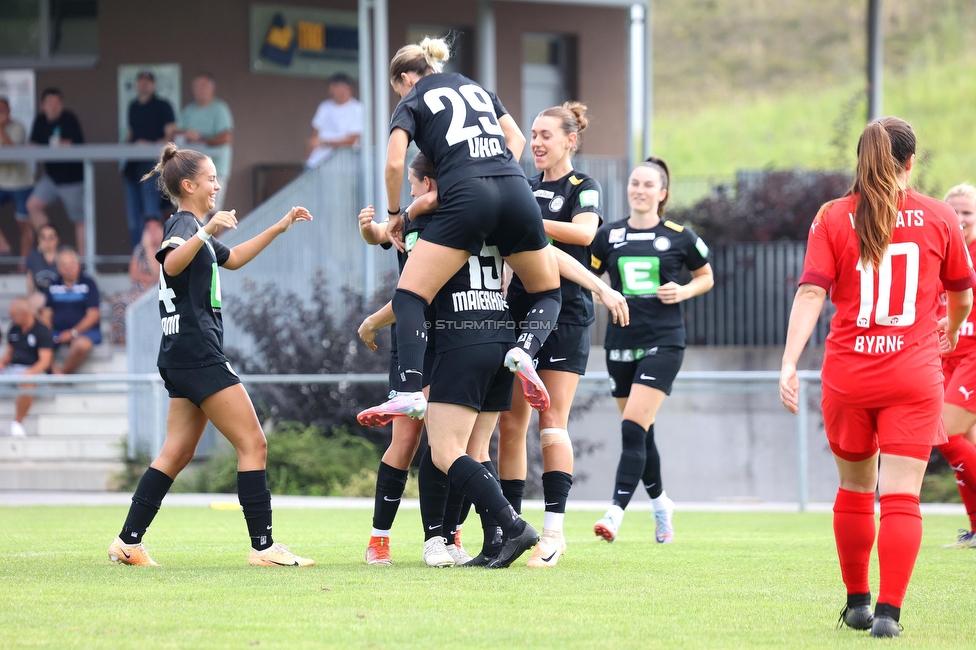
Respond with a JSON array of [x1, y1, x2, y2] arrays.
[[305, 73, 363, 169], [0, 97, 35, 257]]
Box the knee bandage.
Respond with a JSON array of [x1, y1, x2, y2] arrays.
[[540, 427, 571, 448]]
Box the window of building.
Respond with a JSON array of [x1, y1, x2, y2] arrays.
[[0, 0, 98, 68], [521, 33, 577, 157]]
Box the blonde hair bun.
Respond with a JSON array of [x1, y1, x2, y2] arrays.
[[419, 37, 450, 72]]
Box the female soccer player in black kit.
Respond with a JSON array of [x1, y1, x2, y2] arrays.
[[357, 36, 562, 424], [590, 157, 713, 544], [499, 102, 629, 567], [108, 144, 314, 567]]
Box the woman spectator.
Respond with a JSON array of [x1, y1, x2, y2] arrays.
[[25, 224, 60, 315], [780, 117, 974, 637], [109, 219, 164, 344]]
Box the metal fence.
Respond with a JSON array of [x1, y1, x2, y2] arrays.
[[683, 241, 833, 346]]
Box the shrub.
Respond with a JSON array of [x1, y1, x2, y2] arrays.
[[669, 169, 852, 244], [188, 422, 381, 495], [225, 272, 395, 447]]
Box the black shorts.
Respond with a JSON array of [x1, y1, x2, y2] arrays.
[[428, 342, 514, 412], [159, 361, 242, 407], [388, 346, 436, 395], [534, 323, 590, 375], [605, 346, 684, 398], [420, 176, 549, 256]]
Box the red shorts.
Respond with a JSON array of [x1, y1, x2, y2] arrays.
[[942, 354, 976, 411], [821, 385, 947, 460]]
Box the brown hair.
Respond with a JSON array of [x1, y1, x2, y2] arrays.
[[408, 152, 436, 181], [636, 155, 671, 217], [850, 117, 916, 267], [142, 143, 210, 206], [390, 36, 450, 82], [537, 101, 589, 154]]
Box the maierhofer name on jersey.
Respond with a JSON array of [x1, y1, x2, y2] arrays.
[[452, 289, 507, 312]]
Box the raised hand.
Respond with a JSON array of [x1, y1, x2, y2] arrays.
[[205, 209, 238, 235], [279, 206, 313, 232]]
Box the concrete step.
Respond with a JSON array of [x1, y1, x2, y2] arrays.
[[0, 394, 126, 418], [0, 460, 124, 490], [0, 434, 123, 461], [36, 414, 127, 437]]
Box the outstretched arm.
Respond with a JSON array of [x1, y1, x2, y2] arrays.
[[223, 207, 313, 271], [384, 128, 410, 251], [550, 246, 629, 326], [163, 210, 240, 277], [498, 114, 525, 161]]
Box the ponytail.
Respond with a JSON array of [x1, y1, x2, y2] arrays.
[[850, 117, 916, 268], [142, 142, 209, 206], [390, 36, 451, 81]]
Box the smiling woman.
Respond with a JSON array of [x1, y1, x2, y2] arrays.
[[107, 142, 316, 569]]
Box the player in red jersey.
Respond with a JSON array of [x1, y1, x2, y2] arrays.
[[935, 183, 976, 548], [780, 117, 975, 638]]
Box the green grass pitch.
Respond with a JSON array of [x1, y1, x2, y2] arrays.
[[1, 506, 972, 649]]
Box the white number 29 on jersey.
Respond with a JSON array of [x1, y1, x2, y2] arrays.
[[424, 84, 504, 146], [856, 241, 919, 327]]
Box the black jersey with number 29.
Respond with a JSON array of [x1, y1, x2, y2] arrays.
[[156, 211, 231, 369], [590, 218, 709, 350], [389, 72, 524, 193]]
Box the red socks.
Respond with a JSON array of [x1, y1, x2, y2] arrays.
[[877, 493, 922, 609], [936, 435, 976, 531], [833, 488, 876, 595]]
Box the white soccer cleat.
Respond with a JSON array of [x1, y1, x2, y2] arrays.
[[941, 529, 976, 549], [654, 496, 675, 544], [357, 391, 427, 427], [594, 513, 620, 543], [504, 347, 551, 411], [445, 543, 472, 565], [526, 529, 567, 567], [422, 536, 455, 568], [248, 542, 315, 567]]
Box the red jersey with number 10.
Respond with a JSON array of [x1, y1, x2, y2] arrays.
[[800, 189, 975, 403]]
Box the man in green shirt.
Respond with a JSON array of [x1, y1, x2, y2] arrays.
[[167, 73, 233, 211]]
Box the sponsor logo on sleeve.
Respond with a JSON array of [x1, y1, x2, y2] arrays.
[[579, 189, 599, 208], [696, 238, 709, 257]]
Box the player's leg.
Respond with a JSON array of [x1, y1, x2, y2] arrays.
[[109, 396, 207, 566], [56, 334, 93, 374], [938, 403, 976, 546], [872, 448, 929, 637], [523, 369, 577, 567], [822, 392, 879, 631], [202, 379, 312, 566], [367, 415, 424, 565], [444, 411, 498, 565], [13, 383, 35, 429], [497, 392, 531, 514]]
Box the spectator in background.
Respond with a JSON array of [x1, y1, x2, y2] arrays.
[[109, 218, 162, 344], [123, 71, 175, 250], [42, 248, 100, 375], [305, 73, 363, 169], [0, 97, 35, 257], [167, 73, 233, 211], [25, 224, 60, 316], [27, 88, 87, 255], [0, 297, 53, 438]]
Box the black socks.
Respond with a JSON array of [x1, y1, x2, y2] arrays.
[[448, 456, 525, 537], [120, 466, 174, 544], [501, 479, 526, 515], [612, 419, 647, 509], [641, 423, 664, 499], [372, 462, 408, 531], [418, 447, 449, 541], [542, 471, 573, 513], [516, 287, 562, 358], [238, 470, 274, 551], [392, 289, 429, 392], [442, 484, 467, 544]]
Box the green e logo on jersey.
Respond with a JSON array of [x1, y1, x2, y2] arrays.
[[405, 232, 419, 253], [618, 256, 660, 295], [211, 262, 222, 308]]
